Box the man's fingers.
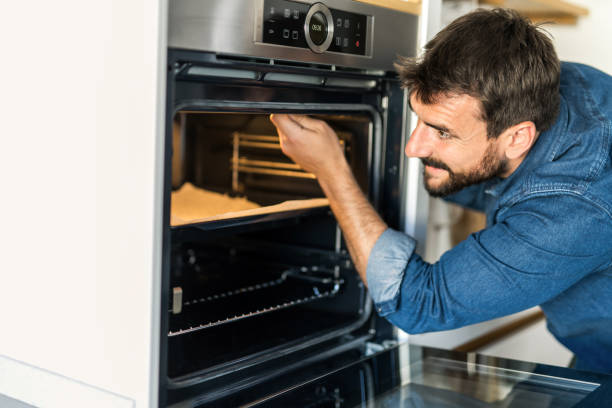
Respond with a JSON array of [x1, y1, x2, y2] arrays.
[[270, 113, 324, 134], [270, 113, 305, 137], [287, 114, 322, 131]]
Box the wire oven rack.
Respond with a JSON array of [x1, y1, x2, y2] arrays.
[[230, 132, 347, 193], [230, 132, 317, 193], [168, 266, 343, 337]]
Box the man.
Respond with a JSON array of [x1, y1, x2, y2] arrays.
[[270, 9, 612, 373]]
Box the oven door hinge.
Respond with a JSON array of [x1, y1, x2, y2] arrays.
[[364, 340, 398, 356]]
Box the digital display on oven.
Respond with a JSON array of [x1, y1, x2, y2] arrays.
[[262, 0, 367, 56], [326, 8, 367, 55]]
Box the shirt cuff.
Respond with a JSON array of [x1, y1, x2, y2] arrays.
[[366, 228, 417, 317]]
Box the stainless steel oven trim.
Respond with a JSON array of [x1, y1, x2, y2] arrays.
[[166, 99, 381, 388], [303, 2, 334, 53], [170, 0, 418, 72], [252, 0, 376, 63], [254, 0, 374, 59], [254, 0, 373, 62]]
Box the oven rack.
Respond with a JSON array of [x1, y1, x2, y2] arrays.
[[168, 267, 343, 337], [168, 275, 286, 313], [231, 132, 318, 193], [186, 277, 285, 306], [230, 131, 348, 192]]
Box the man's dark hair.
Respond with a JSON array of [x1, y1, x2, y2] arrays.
[[396, 8, 561, 139]]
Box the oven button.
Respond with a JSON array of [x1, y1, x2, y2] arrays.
[[304, 3, 334, 53], [309, 12, 327, 45]]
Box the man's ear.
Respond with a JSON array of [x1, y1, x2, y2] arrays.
[[501, 121, 538, 160]]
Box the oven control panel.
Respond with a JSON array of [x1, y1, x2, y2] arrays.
[[262, 0, 367, 55]]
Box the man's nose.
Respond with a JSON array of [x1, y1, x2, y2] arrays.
[[405, 121, 433, 158]]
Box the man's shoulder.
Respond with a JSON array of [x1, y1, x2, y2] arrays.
[[560, 61, 611, 81], [560, 61, 612, 113], [521, 62, 612, 208]]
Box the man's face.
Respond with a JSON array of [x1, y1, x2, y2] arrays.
[[406, 93, 509, 197]]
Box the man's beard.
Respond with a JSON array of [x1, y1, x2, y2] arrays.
[[421, 143, 508, 198]]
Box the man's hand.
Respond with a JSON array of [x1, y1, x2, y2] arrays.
[[269, 114, 346, 182], [269, 113, 387, 284]]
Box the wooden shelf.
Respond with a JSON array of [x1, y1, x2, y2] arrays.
[[354, 0, 421, 15], [453, 309, 545, 352], [480, 0, 589, 24]]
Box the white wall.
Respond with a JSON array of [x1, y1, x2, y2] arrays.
[[545, 0, 612, 75], [478, 319, 573, 367], [0, 1, 166, 407]]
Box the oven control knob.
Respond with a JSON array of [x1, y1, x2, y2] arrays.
[[304, 3, 334, 53]]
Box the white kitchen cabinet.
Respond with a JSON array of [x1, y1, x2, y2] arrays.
[[0, 1, 167, 407]]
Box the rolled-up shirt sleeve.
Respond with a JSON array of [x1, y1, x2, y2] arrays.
[[366, 229, 417, 316], [365, 194, 612, 334]]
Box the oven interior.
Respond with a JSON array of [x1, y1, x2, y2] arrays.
[[167, 111, 376, 381]]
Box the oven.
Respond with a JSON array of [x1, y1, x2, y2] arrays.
[[161, 1, 419, 406]]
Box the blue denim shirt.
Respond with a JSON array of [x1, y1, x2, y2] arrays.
[[366, 62, 612, 373]]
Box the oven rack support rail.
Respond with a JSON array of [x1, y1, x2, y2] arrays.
[[168, 266, 343, 337]]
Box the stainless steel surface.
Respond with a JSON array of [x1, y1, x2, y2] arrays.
[[236, 141, 280, 149], [235, 166, 317, 179], [375, 353, 601, 407], [325, 77, 377, 88], [168, 0, 418, 72], [263, 72, 325, 85], [185, 65, 259, 80], [172, 287, 183, 314], [235, 158, 302, 170], [402, 103, 429, 256], [235, 342, 608, 407], [303, 3, 334, 53]]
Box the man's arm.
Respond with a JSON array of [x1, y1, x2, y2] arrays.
[[270, 114, 611, 335], [269, 113, 386, 283]]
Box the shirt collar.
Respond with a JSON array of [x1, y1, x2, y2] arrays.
[[484, 95, 569, 199]]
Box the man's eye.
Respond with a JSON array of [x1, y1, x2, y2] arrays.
[[438, 130, 451, 139]]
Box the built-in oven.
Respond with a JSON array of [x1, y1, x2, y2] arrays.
[[161, 1, 420, 406]]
